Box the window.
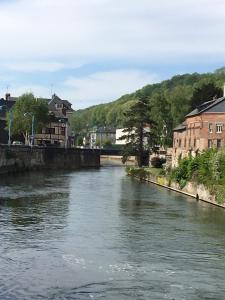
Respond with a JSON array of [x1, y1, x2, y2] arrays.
[[45, 128, 55, 134], [56, 103, 63, 109], [216, 123, 223, 133], [194, 138, 196, 148], [217, 139, 221, 148], [184, 138, 186, 148], [61, 127, 65, 135], [209, 123, 213, 133], [179, 139, 181, 147], [208, 139, 212, 148]]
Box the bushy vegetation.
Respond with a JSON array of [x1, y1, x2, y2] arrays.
[[126, 167, 149, 180], [170, 148, 225, 203], [150, 157, 166, 168], [71, 68, 225, 146], [126, 166, 164, 179], [7, 93, 49, 143], [119, 94, 157, 166]]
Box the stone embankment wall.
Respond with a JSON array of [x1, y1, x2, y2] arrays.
[[0, 145, 100, 174], [139, 172, 225, 209], [100, 155, 136, 166]]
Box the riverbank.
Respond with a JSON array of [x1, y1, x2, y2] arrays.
[[100, 155, 136, 166], [0, 145, 100, 174], [127, 167, 225, 209]]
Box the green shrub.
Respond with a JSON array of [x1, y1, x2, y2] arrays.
[[169, 148, 225, 203], [151, 157, 166, 168], [126, 167, 148, 180]]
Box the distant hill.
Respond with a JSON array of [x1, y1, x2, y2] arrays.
[[71, 67, 225, 146]]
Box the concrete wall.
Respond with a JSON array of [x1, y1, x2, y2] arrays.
[[0, 145, 100, 174], [101, 155, 136, 166]]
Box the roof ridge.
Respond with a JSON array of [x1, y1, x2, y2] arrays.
[[186, 96, 225, 118]]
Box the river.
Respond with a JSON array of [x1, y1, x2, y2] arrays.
[[1, 167, 225, 299]]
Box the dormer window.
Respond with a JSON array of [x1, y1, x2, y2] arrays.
[[55, 103, 63, 109], [216, 123, 223, 133]]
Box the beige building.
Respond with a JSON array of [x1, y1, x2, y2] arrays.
[[35, 94, 74, 147], [89, 127, 116, 148]]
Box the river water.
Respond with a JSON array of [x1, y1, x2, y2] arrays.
[[1, 167, 225, 299]]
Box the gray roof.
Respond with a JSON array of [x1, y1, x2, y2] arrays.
[[8, 96, 18, 102], [90, 127, 116, 134], [48, 94, 73, 111], [173, 123, 186, 132], [0, 99, 16, 118], [186, 97, 225, 117]]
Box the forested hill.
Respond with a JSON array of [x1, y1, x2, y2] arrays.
[[71, 67, 225, 145]]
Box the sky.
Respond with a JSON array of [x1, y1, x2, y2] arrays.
[[0, 0, 225, 109]]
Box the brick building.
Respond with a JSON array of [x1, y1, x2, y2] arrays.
[[172, 95, 225, 167]]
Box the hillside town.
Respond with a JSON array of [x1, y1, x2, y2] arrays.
[[2, 1, 225, 299], [2, 83, 225, 171]]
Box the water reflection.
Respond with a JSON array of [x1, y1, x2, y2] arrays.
[[118, 173, 225, 299], [0, 171, 71, 252], [1, 168, 225, 299]]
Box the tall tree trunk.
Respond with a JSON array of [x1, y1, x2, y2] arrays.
[[137, 126, 144, 167]]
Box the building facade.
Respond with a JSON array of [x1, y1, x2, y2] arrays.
[[0, 93, 74, 147], [35, 94, 74, 147], [89, 127, 116, 148], [115, 126, 151, 147], [172, 96, 225, 167], [0, 95, 19, 144]]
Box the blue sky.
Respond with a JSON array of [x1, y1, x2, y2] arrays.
[[0, 0, 224, 109]]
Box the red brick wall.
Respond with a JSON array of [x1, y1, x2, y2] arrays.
[[172, 112, 225, 167], [174, 113, 225, 152]]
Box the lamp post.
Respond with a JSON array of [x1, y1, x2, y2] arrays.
[[0, 105, 13, 146], [24, 112, 35, 147]]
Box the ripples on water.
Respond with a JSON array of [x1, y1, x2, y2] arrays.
[[1, 167, 225, 299]]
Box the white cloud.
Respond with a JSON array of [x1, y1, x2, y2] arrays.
[[0, 0, 224, 107], [3, 60, 85, 72], [4, 61, 65, 72], [9, 84, 52, 99], [63, 70, 159, 108], [0, 0, 224, 61]]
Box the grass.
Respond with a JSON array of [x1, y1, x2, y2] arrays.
[[126, 166, 164, 180], [145, 167, 163, 176]]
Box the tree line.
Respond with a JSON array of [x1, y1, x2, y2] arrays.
[[71, 67, 225, 147]]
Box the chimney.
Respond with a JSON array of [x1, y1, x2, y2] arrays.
[[5, 93, 10, 101]]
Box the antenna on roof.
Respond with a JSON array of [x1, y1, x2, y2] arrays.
[[5, 85, 11, 101]]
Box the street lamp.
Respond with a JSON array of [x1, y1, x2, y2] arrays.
[[0, 105, 13, 146], [24, 112, 35, 147]]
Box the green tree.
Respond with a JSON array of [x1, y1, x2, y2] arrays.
[[190, 81, 223, 110], [150, 91, 173, 147], [70, 114, 86, 135], [120, 94, 156, 167], [169, 85, 192, 126], [8, 93, 49, 143]]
